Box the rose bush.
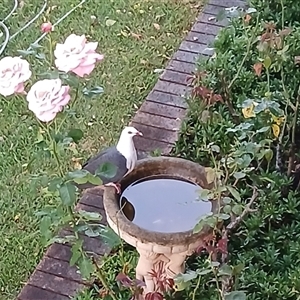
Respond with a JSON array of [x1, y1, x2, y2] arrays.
[[0, 56, 32, 96], [26, 78, 71, 122], [0, 29, 120, 284], [54, 33, 104, 77], [41, 22, 53, 33]]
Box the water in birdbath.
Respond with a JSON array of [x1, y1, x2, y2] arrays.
[[120, 175, 212, 233]]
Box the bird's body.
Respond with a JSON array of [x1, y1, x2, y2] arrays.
[[77, 126, 142, 193], [82, 146, 128, 184]]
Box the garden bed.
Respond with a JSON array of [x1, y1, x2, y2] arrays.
[[172, 0, 300, 299]]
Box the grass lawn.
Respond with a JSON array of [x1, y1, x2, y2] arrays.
[[0, 0, 201, 298]]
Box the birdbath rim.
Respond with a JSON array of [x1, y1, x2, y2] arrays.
[[103, 156, 219, 246]]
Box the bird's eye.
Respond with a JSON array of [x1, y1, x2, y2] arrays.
[[128, 131, 133, 134]]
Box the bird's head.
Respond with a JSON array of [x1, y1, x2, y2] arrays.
[[121, 126, 143, 139]]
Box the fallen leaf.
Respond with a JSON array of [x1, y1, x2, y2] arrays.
[[106, 19, 116, 26], [153, 23, 160, 30], [253, 62, 263, 76], [130, 32, 142, 40], [205, 167, 216, 185], [155, 13, 165, 20], [271, 113, 285, 126], [279, 27, 292, 36], [74, 162, 82, 170], [153, 68, 164, 74], [295, 56, 300, 65], [272, 124, 280, 138], [244, 14, 252, 24], [120, 30, 128, 37]]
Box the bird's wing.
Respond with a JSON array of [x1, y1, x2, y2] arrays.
[[82, 146, 128, 184]]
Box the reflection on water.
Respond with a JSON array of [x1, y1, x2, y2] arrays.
[[120, 175, 212, 233]]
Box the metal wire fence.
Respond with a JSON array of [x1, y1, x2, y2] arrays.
[[0, 0, 87, 56]]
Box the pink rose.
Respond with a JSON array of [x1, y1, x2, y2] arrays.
[[41, 22, 53, 33], [0, 56, 32, 96], [54, 33, 104, 77], [26, 79, 71, 122]]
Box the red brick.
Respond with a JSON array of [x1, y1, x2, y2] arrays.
[[166, 60, 195, 75], [59, 229, 111, 255], [133, 136, 174, 154], [84, 186, 104, 197], [209, 0, 247, 8], [28, 270, 85, 297], [139, 101, 186, 119], [131, 122, 178, 144], [197, 12, 228, 27], [154, 79, 191, 96], [159, 70, 189, 85], [132, 112, 181, 131], [172, 50, 200, 64], [191, 22, 222, 36], [79, 191, 104, 209], [147, 90, 187, 108], [179, 41, 208, 54], [203, 4, 224, 15], [17, 284, 70, 300], [37, 257, 84, 283], [45, 243, 72, 262], [185, 31, 216, 45]]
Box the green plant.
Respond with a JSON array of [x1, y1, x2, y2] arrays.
[[173, 1, 300, 299]]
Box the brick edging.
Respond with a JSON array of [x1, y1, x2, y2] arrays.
[[17, 0, 247, 299]]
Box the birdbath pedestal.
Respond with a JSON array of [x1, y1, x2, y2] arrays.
[[103, 157, 218, 294]]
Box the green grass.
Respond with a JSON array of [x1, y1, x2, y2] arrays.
[[0, 0, 200, 298]]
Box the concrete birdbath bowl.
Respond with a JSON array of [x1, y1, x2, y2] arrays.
[[103, 156, 218, 294]]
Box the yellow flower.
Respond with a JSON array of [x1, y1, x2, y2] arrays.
[[242, 104, 256, 118], [272, 124, 280, 138]]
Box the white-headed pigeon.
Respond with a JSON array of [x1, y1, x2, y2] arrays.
[[78, 126, 143, 193]]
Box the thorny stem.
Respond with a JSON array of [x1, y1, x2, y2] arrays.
[[287, 90, 300, 176], [209, 151, 225, 299], [209, 252, 223, 300], [192, 275, 201, 300], [266, 69, 271, 95], [224, 187, 258, 235], [280, 0, 285, 29], [57, 83, 80, 134], [277, 70, 290, 172], [39, 119, 77, 222], [277, 0, 291, 172], [48, 34, 53, 66], [220, 187, 258, 294], [92, 257, 118, 300], [220, 72, 239, 123]]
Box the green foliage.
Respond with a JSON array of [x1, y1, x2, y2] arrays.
[[173, 1, 300, 299]]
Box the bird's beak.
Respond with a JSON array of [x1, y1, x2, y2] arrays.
[[135, 131, 143, 136]]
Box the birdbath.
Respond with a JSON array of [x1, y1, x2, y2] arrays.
[[103, 156, 218, 294]]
